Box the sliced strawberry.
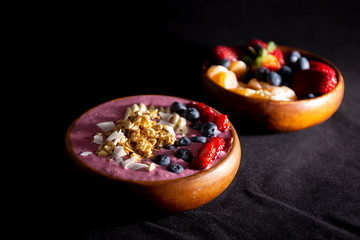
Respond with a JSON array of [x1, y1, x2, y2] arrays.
[[292, 69, 338, 98], [207, 137, 225, 159], [214, 114, 230, 132], [195, 102, 206, 111], [190, 143, 215, 169], [309, 60, 336, 77], [200, 107, 218, 123], [190, 137, 225, 170], [270, 48, 285, 66], [212, 45, 238, 62], [186, 102, 198, 109]]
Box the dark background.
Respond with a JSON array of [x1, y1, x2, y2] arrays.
[[53, 0, 360, 239]]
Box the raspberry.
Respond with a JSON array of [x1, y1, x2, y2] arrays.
[[214, 114, 230, 132]]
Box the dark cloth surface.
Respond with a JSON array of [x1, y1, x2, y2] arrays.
[[52, 0, 360, 239]]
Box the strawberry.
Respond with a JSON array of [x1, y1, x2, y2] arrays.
[[208, 137, 225, 159], [256, 54, 282, 72], [200, 106, 218, 123], [309, 60, 336, 77], [246, 39, 267, 49], [214, 114, 230, 131], [244, 40, 284, 72], [291, 69, 337, 98], [270, 48, 285, 66], [212, 45, 238, 62], [190, 137, 225, 170]]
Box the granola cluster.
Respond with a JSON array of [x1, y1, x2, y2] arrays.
[[95, 104, 176, 160]]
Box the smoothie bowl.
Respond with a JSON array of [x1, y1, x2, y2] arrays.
[[65, 95, 241, 212], [202, 39, 344, 132]]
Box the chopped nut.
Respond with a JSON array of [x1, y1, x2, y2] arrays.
[[147, 162, 156, 171]]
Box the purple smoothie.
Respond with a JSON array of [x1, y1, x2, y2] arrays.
[[69, 95, 233, 181]]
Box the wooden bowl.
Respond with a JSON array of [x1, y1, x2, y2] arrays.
[[65, 95, 241, 213], [201, 46, 344, 132]]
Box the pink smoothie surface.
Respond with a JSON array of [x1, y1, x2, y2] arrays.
[[69, 95, 233, 181]]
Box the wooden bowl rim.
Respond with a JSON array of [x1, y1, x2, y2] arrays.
[[65, 94, 241, 186], [202, 45, 344, 106]]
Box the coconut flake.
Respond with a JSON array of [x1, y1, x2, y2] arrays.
[[96, 121, 115, 132], [112, 146, 127, 159], [80, 151, 92, 156], [159, 112, 174, 122], [131, 104, 140, 113], [106, 130, 124, 142], [127, 162, 149, 171], [114, 157, 123, 164], [163, 125, 176, 136], [121, 157, 136, 169], [157, 120, 175, 128], [93, 135, 104, 145], [138, 103, 147, 115]]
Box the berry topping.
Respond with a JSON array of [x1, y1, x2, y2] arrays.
[[214, 114, 230, 131], [217, 58, 231, 68], [183, 107, 200, 122], [297, 57, 310, 70], [255, 66, 270, 82], [190, 136, 207, 144], [170, 102, 187, 114], [175, 137, 191, 147], [153, 154, 171, 166], [174, 148, 193, 162], [212, 45, 239, 62], [289, 50, 301, 65], [200, 106, 218, 123], [167, 163, 184, 173], [292, 69, 337, 99], [246, 39, 268, 49], [303, 93, 316, 99], [200, 122, 218, 138], [278, 65, 292, 85], [266, 71, 282, 86], [243, 40, 284, 72], [163, 145, 175, 150], [270, 47, 285, 66], [190, 137, 225, 170], [309, 60, 336, 77]]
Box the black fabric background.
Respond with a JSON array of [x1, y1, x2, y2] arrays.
[[46, 0, 360, 239]]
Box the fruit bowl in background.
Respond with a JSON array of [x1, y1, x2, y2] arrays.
[[201, 46, 344, 132], [65, 95, 241, 213]]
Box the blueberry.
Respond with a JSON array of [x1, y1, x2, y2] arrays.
[[175, 137, 191, 147], [190, 121, 202, 130], [163, 145, 175, 150], [217, 59, 231, 68], [190, 136, 207, 144], [303, 93, 316, 99], [183, 107, 200, 122], [174, 148, 193, 162], [241, 70, 254, 84], [170, 102, 187, 114], [278, 65, 292, 86], [297, 57, 310, 70], [200, 122, 218, 138], [255, 67, 270, 82], [167, 163, 184, 173], [289, 51, 301, 64], [266, 71, 282, 86], [153, 154, 170, 166]]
